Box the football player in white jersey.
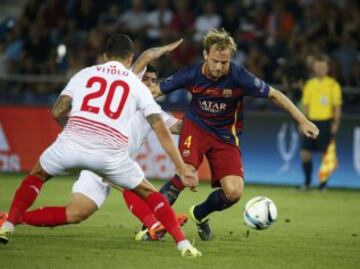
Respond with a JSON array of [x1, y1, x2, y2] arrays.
[[0, 33, 201, 257], [0, 42, 186, 241], [13, 66, 185, 241], [70, 65, 186, 241]]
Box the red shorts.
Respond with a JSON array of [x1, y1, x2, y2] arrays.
[[178, 119, 244, 187]]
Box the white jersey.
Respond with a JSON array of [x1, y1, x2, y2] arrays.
[[70, 111, 178, 207], [60, 61, 161, 150], [128, 111, 177, 159], [68, 66, 179, 203], [127, 65, 178, 158]]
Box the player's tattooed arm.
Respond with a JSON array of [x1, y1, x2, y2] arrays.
[[146, 113, 198, 188], [51, 95, 72, 127], [146, 113, 180, 165], [131, 39, 183, 75], [169, 120, 183, 135], [146, 113, 163, 127]]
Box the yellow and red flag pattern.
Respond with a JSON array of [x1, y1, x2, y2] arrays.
[[318, 139, 338, 182]]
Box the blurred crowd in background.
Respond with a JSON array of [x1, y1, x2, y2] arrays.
[[0, 0, 359, 109]]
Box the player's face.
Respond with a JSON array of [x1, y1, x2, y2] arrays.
[[313, 61, 329, 77], [142, 72, 158, 87], [204, 46, 232, 79]]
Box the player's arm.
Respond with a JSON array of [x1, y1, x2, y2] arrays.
[[146, 113, 198, 188], [51, 95, 72, 127], [169, 120, 183, 135], [237, 67, 318, 139], [150, 66, 192, 98], [161, 112, 182, 134], [131, 39, 183, 75], [268, 87, 319, 139]]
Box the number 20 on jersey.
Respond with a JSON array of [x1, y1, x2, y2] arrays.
[[81, 76, 129, 119]]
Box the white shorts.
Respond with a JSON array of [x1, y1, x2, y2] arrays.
[[72, 170, 111, 208], [40, 136, 144, 189]]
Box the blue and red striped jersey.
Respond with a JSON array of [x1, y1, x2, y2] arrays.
[[160, 62, 270, 145]]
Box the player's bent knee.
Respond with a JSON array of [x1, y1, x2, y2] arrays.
[[132, 178, 158, 198], [30, 161, 52, 181], [224, 189, 242, 203], [66, 194, 98, 224], [221, 176, 244, 202]]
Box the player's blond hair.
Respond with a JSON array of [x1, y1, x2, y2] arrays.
[[203, 29, 237, 56]]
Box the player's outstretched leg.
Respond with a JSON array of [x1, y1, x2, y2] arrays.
[[123, 189, 188, 241], [123, 189, 163, 240], [159, 175, 185, 205], [189, 189, 238, 241], [148, 213, 189, 241], [0, 174, 46, 244], [134, 214, 188, 241], [23, 207, 68, 227], [7, 175, 45, 225], [144, 192, 201, 257], [131, 179, 201, 257]]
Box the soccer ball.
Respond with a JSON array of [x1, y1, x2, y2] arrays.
[[243, 196, 277, 230]]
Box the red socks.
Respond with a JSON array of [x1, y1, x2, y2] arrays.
[[7, 175, 67, 227], [8, 175, 44, 224], [145, 192, 185, 243], [23, 207, 68, 227], [123, 190, 186, 243], [122, 190, 158, 230]]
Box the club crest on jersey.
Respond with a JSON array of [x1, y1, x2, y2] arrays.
[[199, 100, 227, 113], [182, 149, 190, 157], [254, 78, 261, 88], [223, 89, 233, 97]]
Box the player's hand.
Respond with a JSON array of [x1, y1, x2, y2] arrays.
[[177, 166, 199, 188], [190, 186, 198, 192], [164, 38, 183, 53], [299, 120, 319, 139]]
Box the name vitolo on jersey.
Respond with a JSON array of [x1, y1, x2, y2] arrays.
[[59, 61, 161, 150]]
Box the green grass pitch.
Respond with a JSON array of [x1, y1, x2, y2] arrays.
[[0, 174, 359, 269]]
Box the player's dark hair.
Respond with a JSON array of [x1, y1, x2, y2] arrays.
[[104, 33, 134, 60], [146, 65, 158, 75]]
